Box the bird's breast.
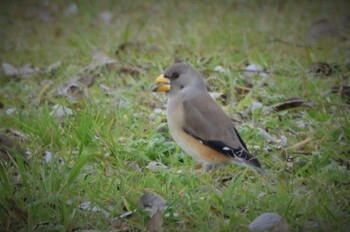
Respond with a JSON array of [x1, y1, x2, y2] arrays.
[[167, 99, 202, 162], [166, 99, 231, 165]]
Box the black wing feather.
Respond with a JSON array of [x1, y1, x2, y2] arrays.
[[234, 128, 248, 151], [184, 129, 261, 168]]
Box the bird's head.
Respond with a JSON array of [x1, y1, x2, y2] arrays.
[[152, 63, 206, 95]]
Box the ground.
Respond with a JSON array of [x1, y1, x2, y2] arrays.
[[0, 0, 350, 231]]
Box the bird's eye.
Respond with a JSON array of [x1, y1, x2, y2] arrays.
[[171, 72, 179, 79]]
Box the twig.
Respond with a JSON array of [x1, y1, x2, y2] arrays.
[[287, 137, 312, 150]]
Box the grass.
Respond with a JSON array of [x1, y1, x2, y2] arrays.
[[1, 0, 350, 231]]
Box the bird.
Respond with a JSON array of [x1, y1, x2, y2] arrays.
[[152, 63, 262, 171]]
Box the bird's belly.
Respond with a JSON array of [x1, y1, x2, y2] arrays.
[[170, 130, 207, 163], [170, 129, 231, 165]]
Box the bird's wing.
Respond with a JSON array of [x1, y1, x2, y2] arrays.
[[182, 96, 261, 169]]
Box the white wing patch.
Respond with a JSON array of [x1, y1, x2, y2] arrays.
[[223, 146, 245, 158]]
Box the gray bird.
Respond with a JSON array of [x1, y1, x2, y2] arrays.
[[152, 63, 261, 171]]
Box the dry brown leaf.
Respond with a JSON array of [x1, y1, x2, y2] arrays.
[[7, 129, 28, 142], [119, 64, 146, 76], [235, 84, 252, 95], [84, 50, 119, 72], [309, 62, 339, 76], [18, 64, 40, 78], [3, 62, 41, 79], [263, 97, 313, 115], [126, 161, 142, 172], [147, 210, 163, 232], [78, 201, 110, 217], [115, 42, 161, 55], [57, 74, 96, 103], [115, 42, 143, 55], [288, 137, 312, 150], [77, 74, 97, 87]]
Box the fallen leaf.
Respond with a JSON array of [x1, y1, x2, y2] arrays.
[[147, 210, 163, 232], [288, 137, 312, 150], [46, 61, 61, 73], [43, 151, 53, 163], [234, 84, 252, 95], [62, 84, 80, 97], [77, 74, 97, 87], [146, 161, 169, 170], [213, 65, 229, 74], [6, 108, 17, 115], [309, 62, 339, 76], [90, 49, 119, 70], [115, 42, 142, 55], [126, 161, 142, 172], [251, 101, 264, 111], [295, 120, 306, 128], [50, 104, 73, 121], [115, 42, 161, 55], [2, 63, 18, 76], [119, 64, 146, 76], [2, 63, 41, 78], [257, 128, 284, 144], [118, 210, 134, 219], [239, 101, 264, 118], [78, 201, 110, 217], [286, 156, 293, 168], [263, 97, 313, 115], [244, 63, 269, 79], [7, 129, 28, 142], [99, 84, 112, 94], [137, 191, 167, 217], [18, 64, 40, 78], [57, 74, 96, 103]]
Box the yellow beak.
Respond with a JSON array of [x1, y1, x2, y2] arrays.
[[152, 74, 171, 92]]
